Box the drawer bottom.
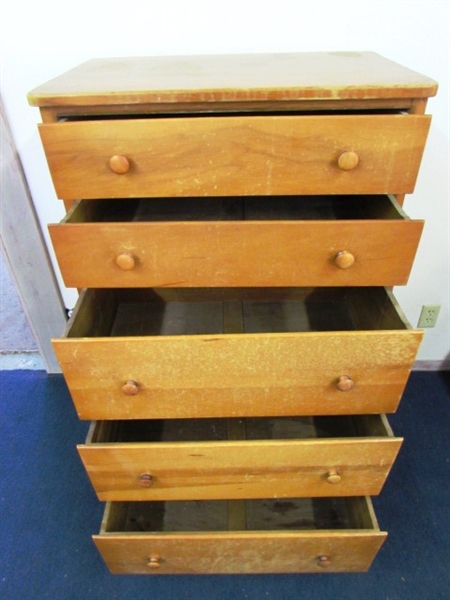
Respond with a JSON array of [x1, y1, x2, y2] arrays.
[[94, 497, 386, 574]]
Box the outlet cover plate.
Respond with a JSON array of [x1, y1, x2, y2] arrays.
[[418, 305, 441, 328]]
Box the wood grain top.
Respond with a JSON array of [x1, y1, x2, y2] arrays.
[[28, 52, 437, 107]]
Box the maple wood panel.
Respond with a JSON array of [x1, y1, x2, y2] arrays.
[[94, 531, 386, 574], [94, 497, 385, 574], [27, 52, 438, 108], [78, 417, 401, 501], [39, 114, 430, 199], [53, 330, 422, 420], [49, 217, 423, 288], [53, 287, 422, 420]]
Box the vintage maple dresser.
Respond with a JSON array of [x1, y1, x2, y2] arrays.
[[28, 52, 437, 574]]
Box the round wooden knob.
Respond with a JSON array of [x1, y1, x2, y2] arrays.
[[338, 151, 359, 171], [334, 250, 355, 269], [115, 252, 136, 271], [109, 155, 130, 174], [326, 470, 342, 484], [122, 380, 140, 396], [147, 555, 161, 569], [317, 555, 332, 568], [138, 473, 154, 488], [336, 375, 354, 392]]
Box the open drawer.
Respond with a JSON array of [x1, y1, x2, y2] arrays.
[[79, 414, 401, 501], [53, 287, 422, 420], [93, 496, 386, 574], [49, 195, 423, 288], [38, 113, 430, 200]]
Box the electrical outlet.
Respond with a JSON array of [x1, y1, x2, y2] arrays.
[[418, 305, 441, 328]]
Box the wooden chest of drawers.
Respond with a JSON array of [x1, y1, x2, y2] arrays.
[[28, 52, 437, 574]]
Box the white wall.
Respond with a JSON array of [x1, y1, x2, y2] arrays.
[[1, 0, 449, 363]]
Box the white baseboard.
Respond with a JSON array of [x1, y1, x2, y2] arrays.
[[413, 360, 450, 371]]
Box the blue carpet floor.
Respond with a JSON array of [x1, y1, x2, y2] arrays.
[[1, 370, 449, 600]]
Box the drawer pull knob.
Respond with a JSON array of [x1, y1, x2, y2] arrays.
[[326, 470, 342, 484], [138, 473, 154, 488], [317, 555, 332, 568], [115, 252, 136, 271], [109, 154, 130, 174], [334, 250, 355, 269], [147, 555, 161, 569], [336, 375, 354, 392], [122, 380, 140, 395], [338, 151, 359, 171]]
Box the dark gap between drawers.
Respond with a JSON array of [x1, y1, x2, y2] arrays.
[[100, 415, 382, 444], [108, 293, 355, 336], [70, 195, 403, 223], [67, 288, 408, 338], [107, 497, 370, 533], [59, 108, 405, 122]]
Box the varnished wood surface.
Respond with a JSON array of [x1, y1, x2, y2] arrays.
[[49, 195, 423, 288], [78, 415, 401, 501], [38, 114, 431, 199], [53, 287, 422, 420], [27, 52, 437, 108], [93, 497, 385, 574], [94, 531, 386, 574], [29, 51, 436, 576]]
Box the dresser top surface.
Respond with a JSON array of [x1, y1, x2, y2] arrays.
[[28, 52, 437, 108]]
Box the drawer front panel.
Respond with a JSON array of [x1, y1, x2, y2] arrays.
[[78, 418, 401, 501], [49, 219, 423, 288], [54, 331, 421, 420], [94, 532, 385, 574], [94, 498, 385, 574], [39, 114, 430, 199]]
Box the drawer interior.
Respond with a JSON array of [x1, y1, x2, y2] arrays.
[[66, 287, 410, 338], [90, 415, 392, 444], [102, 496, 377, 533], [66, 194, 407, 223]]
